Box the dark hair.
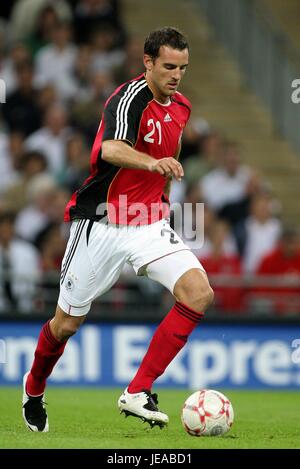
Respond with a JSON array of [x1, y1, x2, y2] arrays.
[[19, 151, 48, 171], [281, 225, 300, 241], [0, 212, 16, 226], [144, 27, 189, 60]]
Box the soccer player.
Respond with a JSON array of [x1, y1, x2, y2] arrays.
[[22, 27, 214, 432]]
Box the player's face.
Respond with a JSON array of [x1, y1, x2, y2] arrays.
[[144, 46, 189, 102]]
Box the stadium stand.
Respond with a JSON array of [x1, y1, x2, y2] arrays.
[[1, 0, 300, 318]]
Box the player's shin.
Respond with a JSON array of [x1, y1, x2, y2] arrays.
[[128, 301, 203, 393], [26, 320, 67, 396]]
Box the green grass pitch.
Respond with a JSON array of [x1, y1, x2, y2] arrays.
[[1, 388, 300, 449]]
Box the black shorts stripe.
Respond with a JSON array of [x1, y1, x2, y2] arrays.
[[86, 220, 94, 245], [61, 220, 86, 284], [61, 219, 86, 284], [60, 220, 84, 281]]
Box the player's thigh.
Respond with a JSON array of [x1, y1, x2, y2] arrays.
[[129, 219, 191, 275], [145, 249, 206, 294], [59, 220, 126, 316]]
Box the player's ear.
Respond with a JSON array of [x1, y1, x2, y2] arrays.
[[143, 54, 153, 71]]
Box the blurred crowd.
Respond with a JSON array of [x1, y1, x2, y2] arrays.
[[1, 0, 300, 317], [170, 126, 300, 317]]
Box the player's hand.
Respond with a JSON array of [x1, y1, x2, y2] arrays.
[[149, 158, 184, 181]]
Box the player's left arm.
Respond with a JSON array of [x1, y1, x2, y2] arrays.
[[163, 143, 182, 199]]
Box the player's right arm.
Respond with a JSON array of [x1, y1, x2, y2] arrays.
[[102, 140, 184, 181]]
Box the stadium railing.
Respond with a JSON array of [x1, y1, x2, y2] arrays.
[[1, 271, 300, 320]]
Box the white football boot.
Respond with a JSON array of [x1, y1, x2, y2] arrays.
[[22, 372, 49, 432], [118, 388, 169, 428]]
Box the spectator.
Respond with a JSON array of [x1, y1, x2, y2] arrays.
[[37, 83, 59, 115], [3, 150, 48, 213], [25, 5, 59, 56], [46, 188, 71, 238], [114, 36, 144, 84], [0, 42, 31, 97], [90, 25, 125, 74], [200, 141, 261, 226], [34, 222, 67, 312], [183, 130, 223, 186], [180, 117, 210, 161], [198, 205, 238, 260], [237, 192, 282, 274], [0, 211, 40, 313], [201, 220, 244, 313], [34, 21, 77, 101], [14, 173, 57, 242], [2, 60, 42, 135], [70, 45, 94, 103], [253, 227, 300, 315], [71, 70, 115, 140], [10, 0, 72, 42], [178, 183, 203, 245], [183, 200, 238, 260], [5, 131, 25, 173], [0, 131, 23, 196], [36, 222, 67, 272], [62, 133, 90, 192], [25, 103, 71, 177], [74, 0, 126, 46]]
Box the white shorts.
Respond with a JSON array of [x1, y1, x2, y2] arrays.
[[58, 218, 205, 316]]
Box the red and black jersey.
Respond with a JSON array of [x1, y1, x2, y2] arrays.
[[64, 73, 191, 225]]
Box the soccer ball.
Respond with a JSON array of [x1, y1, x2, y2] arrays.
[[181, 389, 234, 436]]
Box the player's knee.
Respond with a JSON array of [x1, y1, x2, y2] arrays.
[[201, 285, 214, 310], [55, 321, 80, 341], [51, 304, 85, 341], [183, 285, 214, 313], [59, 322, 80, 341], [51, 316, 82, 342], [174, 270, 214, 313]]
